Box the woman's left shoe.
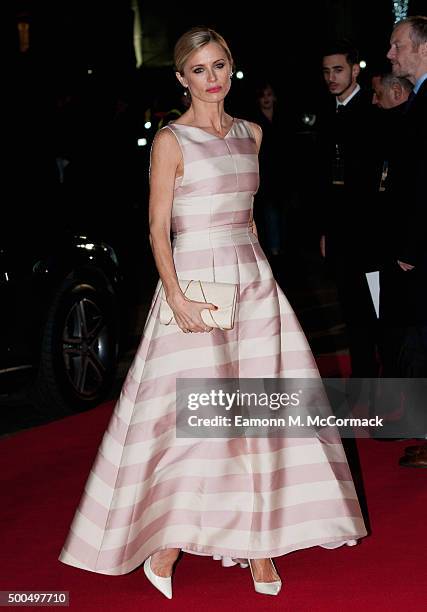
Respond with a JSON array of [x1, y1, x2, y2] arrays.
[[249, 559, 282, 596], [143, 556, 173, 599]]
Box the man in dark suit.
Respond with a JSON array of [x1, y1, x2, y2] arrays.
[[371, 72, 413, 110], [371, 72, 412, 378], [317, 41, 383, 378], [385, 16, 427, 467], [368, 72, 413, 440]]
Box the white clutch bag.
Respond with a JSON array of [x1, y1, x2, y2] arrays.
[[160, 279, 238, 330]]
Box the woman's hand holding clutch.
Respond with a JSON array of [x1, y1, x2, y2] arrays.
[[161, 280, 237, 332], [164, 291, 216, 333]]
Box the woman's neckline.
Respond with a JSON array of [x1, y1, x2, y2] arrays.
[[171, 118, 237, 140]]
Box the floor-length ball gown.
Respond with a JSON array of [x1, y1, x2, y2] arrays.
[[59, 119, 367, 575]]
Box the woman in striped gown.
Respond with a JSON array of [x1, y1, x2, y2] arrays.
[[59, 27, 367, 598]]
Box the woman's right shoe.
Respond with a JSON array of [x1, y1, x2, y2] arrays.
[[143, 556, 173, 599], [249, 559, 282, 596]]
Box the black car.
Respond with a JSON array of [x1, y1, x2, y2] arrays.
[[1, 229, 123, 416], [5, 52, 154, 419]]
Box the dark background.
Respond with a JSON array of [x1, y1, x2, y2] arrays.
[[9, 0, 426, 260], [10, 0, 425, 223], [11, 1, 426, 110]]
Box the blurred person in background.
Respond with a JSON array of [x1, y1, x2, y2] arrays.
[[252, 82, 298, 271], [385, 16, 427, 467], [316, 40, 383, 378]]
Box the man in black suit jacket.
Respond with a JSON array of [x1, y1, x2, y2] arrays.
[[385, 16, 427, 467], [317, 41, 383, 378], [371, 73, 412, 373]]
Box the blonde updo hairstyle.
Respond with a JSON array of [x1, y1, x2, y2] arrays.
[[174, 26, 234, 76]]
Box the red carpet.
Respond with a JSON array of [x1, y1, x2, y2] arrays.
[[315, 353, 352, 378], [1, 399, 426, 611]]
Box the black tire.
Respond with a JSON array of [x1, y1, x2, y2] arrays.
[[33, 276, 119, 415]]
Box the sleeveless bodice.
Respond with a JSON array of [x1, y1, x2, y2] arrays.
[[165, 119, 259, 237]]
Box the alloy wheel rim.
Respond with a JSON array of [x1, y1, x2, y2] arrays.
[[62, 297, 113, 398]]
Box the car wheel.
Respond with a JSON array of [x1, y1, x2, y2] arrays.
[[33, 276, 119, 415]]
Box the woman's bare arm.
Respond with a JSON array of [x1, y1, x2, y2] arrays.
[[148, 128, 182, 299], [148, 128, 215, 332]]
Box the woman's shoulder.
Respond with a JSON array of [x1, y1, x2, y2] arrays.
[[150, 126, 182, 163], [153, 125, 180, 147], [243, 119, 262, 134], [237, 118, 262, 148]]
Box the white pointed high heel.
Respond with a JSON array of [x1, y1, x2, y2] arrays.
[[143, 556, 173, 599], [249, 559, 282, 596]]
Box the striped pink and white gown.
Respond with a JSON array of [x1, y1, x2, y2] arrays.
[[59, 118, 366, 575]]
